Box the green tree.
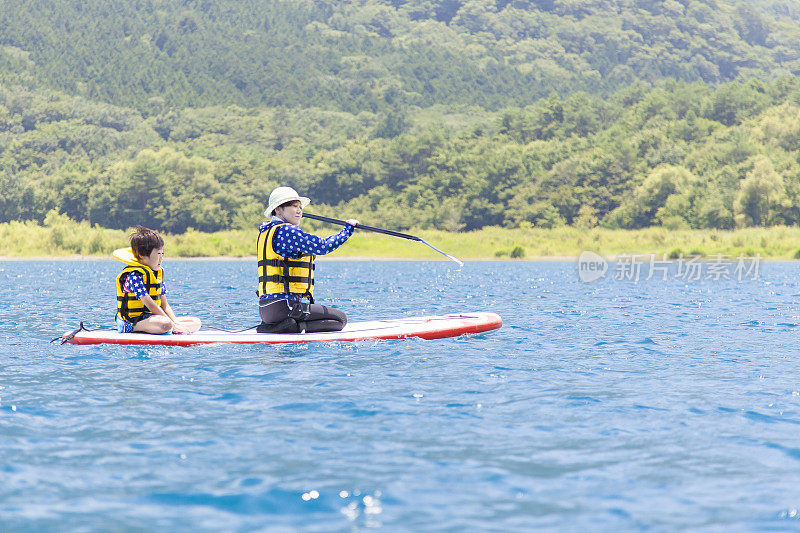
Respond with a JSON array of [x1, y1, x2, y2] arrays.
[[733, 157, 788, 227]]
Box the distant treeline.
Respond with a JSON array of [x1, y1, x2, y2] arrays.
[[0, 0, 798, 112], [1, 76, 799, 232]]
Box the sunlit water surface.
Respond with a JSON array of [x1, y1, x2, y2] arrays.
[[2, 259, 800, 531]]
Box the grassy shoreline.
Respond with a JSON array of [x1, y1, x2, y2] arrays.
[[2, 218, 800, 260]]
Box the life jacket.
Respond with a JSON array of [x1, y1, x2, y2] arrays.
[[257, 222, 315, 302], [113, 247, 163, 322]]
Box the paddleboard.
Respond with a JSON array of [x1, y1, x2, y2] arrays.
[[61, 312, 502, 347]]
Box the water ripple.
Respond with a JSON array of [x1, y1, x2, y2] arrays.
[[3, 260, 800, 530]]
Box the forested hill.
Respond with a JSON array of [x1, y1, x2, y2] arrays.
[[1, 0, 799, 112], [1, 1, 800, 235]]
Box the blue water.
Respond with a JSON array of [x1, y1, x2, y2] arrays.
[[3, 259, 800, 531]]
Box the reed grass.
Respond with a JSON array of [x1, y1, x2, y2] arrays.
[[2, 216, 800, 260]]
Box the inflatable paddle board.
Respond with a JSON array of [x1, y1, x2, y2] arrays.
[[61, 312, 502, 347]]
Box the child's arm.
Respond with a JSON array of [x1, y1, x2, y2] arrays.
[[159, 295, 179, 322], [127, 272, 197, 333], [141, 294, 190, 334], [140, 293, 172, 320], [159, 296, 196, 334], [125, 272, 171, 321]]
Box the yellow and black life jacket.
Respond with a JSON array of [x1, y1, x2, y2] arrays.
[[113, 248, 163, 322], [257, 222, 315, 302]]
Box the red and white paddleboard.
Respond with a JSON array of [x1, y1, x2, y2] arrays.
[[62, 312, 502, 347]]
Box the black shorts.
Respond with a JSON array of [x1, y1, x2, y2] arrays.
[[258, 298, 347, 334]]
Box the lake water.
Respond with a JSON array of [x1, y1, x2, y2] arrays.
[[2, 258, 800, 531]]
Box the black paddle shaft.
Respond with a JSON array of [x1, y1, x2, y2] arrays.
[[302, 212, 464, 266], [302, 213, 422, 242]]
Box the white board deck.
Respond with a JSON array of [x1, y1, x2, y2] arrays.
[[62, 312, 503, 346]]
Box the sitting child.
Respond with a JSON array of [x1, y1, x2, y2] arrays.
[[114, 226, 201, 334]]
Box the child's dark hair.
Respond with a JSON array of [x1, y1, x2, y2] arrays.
[[130, 226, 164, 260]]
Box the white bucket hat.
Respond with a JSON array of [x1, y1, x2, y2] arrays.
[[264, 186, 311, 217]]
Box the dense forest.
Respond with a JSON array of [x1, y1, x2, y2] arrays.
[[0, 0, 799, 233], [2, 0, 799, 111]]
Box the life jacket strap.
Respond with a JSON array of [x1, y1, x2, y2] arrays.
[[258, 274, 316, 285], [257, 258, 313, 269]]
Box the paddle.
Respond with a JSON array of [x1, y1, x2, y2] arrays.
[[303, 212, 464, 267]]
